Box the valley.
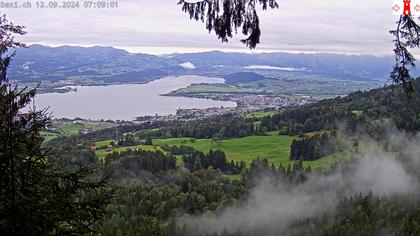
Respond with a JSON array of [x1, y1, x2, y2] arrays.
[[5, 1, 420, 235], [14, 45, 389, 116], [39, 77, 420, 235], [3, 26, 419, 236]]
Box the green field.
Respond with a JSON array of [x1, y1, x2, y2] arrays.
[[93, 139, 185, 164], [352, 110, 364, 117], [95, 143, 163, 161], [242, 111, 277, 119], [170, 84, 251, 94], [154, 131, 349, 168], [58, 122, 91, 135], [95, 139, 115, 147], [50, 121, 116, 137], [41, 131, 59, 142], [93, 131, 351, 169]]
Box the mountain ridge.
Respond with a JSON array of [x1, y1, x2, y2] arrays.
[[10, 44, 396, 84]]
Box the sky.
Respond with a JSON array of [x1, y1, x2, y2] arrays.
[[2, 0, 399, 55]]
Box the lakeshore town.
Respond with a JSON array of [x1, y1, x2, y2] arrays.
[[46, 94, 316, 137]]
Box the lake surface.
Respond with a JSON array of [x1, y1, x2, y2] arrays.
[[34, 75, 236, 120]]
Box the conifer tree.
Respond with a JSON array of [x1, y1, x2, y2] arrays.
[[0, 15, 110, 236], [178, 0, 278, 49]]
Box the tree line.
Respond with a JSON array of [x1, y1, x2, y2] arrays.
[[183, 150, 246, 174], [290, 131, 348, 161]]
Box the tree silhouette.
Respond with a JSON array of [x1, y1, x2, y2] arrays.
[[0, 15, 110, 235], [178, 0, 278, 49], [390, 15, 420, 92]]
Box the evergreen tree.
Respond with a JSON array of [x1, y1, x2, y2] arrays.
[[0, 15, 110, 235], [145, 135, 153, 145], [390, 15, 420, 92], [178, 0, 278, 49]]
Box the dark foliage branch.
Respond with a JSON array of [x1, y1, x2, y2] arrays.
[[390, 15, 420, 92], [178, 0, 278, 49]]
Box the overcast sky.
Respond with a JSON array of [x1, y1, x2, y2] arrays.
[[3, 0, 398, 55]]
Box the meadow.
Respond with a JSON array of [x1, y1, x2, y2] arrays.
[[41, 131, 59, 142], [242, 110, 278, 119], [93, 131, 350, 169], [154, 131, 350, 169], [94, 142, 162, 160]]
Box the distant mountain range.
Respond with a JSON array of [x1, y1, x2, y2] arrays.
[[9, 44, 396, 84]]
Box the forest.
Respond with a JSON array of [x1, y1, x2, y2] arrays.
[[259, 78, 420, 136]]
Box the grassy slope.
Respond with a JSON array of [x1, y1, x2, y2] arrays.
[[41, 131, 59, 142], [172, 85, 251, 94], [55, 121, 115, 136], [154, 132, 291, 165], [95, 143, 163, 161], [58, 123, 90, 135], [93, 131, 350, 169], [95, 139, 114, 147], [242, 111, 277, 119], [154, 131, 349, 168]]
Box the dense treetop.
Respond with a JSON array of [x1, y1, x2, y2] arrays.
[[178, 0, 278, 49]]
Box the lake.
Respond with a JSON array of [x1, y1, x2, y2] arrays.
[[34, 75, 236, 120]]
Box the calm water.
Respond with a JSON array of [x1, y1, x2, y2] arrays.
[[34, 75, 236, 120]]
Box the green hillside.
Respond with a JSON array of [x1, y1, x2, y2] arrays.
[[154, 131, 350, 168]]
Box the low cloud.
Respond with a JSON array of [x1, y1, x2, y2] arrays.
[[179, 127, 420, 235], [179, 62, 196, 69], [244, 65, 307, 71]]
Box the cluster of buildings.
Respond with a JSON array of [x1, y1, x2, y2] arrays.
[[133, 94, 316, 124], [191, 93, 316, 110], [232, 95, 315, 109], [175, 107, 235, 119]]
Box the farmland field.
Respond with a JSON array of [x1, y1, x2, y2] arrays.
[[93, 131, 351, 169], [41, 131, 59, 142], [242, 110, 277, 119], [154, 131, 350, 168], [94, 143, 163, 161]]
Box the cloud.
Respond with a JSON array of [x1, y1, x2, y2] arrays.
[[244, 65, 306, 71], [179, 62, 196, 69], [5, 0, 397, 55]]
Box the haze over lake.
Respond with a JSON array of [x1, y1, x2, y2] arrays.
[[34, 75, 236, 120]]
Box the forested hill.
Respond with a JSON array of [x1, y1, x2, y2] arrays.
[[223, 72, 266, 83], [10, 44, 395, 83], [259, 78, 420, 136]]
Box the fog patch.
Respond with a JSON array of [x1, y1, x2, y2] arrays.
[[244, 65, 306, 71], [179, 62, 196, 69], [179, 129, 420, 235]]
